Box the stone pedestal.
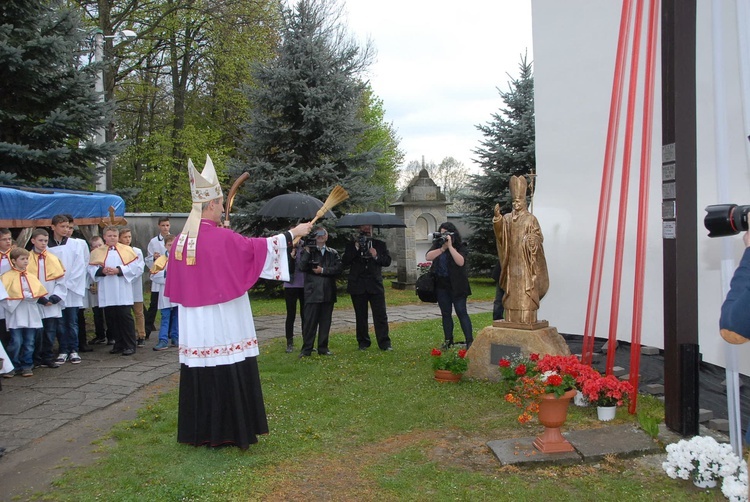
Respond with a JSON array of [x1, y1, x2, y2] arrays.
[[464, 325, 571, 382]]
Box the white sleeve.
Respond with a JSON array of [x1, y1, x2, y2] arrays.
[[259, 233, 291, 282]]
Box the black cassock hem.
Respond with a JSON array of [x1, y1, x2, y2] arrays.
[[177, 357, 269, 449]]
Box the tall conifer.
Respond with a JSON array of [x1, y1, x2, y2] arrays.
[[0, 0, 117, 187], [231, 0, 382, 230], [463, 55, 535, 271]]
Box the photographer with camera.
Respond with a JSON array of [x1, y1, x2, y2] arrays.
[[425, 222, 473, 349], [298, 227, 342, 357], [720, 231, 750, 344], [342, 224, 393, 351]]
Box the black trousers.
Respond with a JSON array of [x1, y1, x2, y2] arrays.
[[104, 305, 136, 352], [144, 291, 159, 334], [77, 308, 90, 349], [0, 318, 8, 351], [92, 306, 107, 340], [283, 287, 304, 343], [300, 302, 334, 355], [351, 292, 390, 349]]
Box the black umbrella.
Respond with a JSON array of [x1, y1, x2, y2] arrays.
[[335, 211, 407, 228], [256, 193, 336, 220]]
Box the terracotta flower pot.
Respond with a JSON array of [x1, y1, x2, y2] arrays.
[[532, 388, 577, 453], [434, 369, 462, 383]]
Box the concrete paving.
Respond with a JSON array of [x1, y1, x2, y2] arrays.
[[0, 301, 493, 454]]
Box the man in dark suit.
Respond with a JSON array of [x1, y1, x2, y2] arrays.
[[299, 228, 342, 357], [342, 224, 392, 351]]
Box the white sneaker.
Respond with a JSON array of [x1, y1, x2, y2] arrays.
[[55, 353, 68, 364], [69, 352, 81, 364]]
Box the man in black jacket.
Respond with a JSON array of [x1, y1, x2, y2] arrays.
[[342, 225, 393, 351], [299, 228, 342, 357]]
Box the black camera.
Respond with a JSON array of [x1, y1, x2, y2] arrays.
[[432, 231, 454, 246], [704, 204, 750, 238], [303, 237, 317, 247], [357, 233, 372, 258]]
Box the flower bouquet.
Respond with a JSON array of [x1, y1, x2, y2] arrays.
[[417, 262, 432, 276], [581, 372, 634, 411], [499, 353, 583, 453], [430, 347, 468, 380], [662, 435, 748, 498], [498, 353, 579, 423]]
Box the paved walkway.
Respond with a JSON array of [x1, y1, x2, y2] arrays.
[[0, 301, 494, 454]]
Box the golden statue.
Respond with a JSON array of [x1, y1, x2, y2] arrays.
[[492, 175, 549, 326]]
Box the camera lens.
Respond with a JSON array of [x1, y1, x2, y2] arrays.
[[704, 204, 750, 238]]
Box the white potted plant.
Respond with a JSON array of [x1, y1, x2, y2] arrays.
[[662, 435, 747, 498]]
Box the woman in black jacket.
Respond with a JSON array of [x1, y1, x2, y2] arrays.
[[425, 222, 473, 349]]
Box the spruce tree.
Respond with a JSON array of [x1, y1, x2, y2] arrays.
[[0, 0, 117, 187], [463, 55, 535, 272], [230, 0, 382, 232]]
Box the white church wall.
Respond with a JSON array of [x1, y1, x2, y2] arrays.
[[531, 0, 750, 373]]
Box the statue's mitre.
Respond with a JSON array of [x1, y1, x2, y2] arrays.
[[509, 175, 528, 199], [188, 155, 223, 203]]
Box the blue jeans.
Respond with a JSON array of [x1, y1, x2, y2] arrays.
[[158, 307, 178, 344], [8, 328, 36, 371], [58, 307, 79, 354], [35, 317, 59, 364], [436, 288, 473, 346]]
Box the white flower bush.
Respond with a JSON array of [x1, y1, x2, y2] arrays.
[[662, 435, 748, 501]]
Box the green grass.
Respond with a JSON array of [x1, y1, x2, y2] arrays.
[[40, 311, 719, 501], [247, 276, 498, 316]]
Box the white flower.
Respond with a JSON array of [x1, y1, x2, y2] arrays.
[[540, 370, 558, 382], [662, 436, 748, 500]]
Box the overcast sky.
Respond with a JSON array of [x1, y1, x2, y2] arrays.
[[343, 1, 534, 174]]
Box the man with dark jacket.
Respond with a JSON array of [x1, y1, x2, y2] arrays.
[[299, 228, 342, 357], [342, 225, 392, 350]]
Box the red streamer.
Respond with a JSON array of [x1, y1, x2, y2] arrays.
[[582, 0, 634, 366]]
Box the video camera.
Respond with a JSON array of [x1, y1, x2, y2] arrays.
[[357, 232, 372, 258], [704, 204, 750, 237], [431, 231, 454, 246], [303, 236, 317, 247]]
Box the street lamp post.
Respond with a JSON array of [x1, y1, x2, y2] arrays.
[[93, 29, 136, 192]]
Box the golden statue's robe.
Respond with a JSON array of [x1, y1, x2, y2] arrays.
[[493, 210, 549, 324]]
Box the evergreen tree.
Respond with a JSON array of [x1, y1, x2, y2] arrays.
[[230, 0, 382, 232], [0, 0, 118, 187], [463, 54, 535, 272]]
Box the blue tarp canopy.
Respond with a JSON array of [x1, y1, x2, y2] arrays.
[[0, 186, 126, 228]]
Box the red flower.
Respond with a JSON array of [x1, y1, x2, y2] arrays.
[[431, 348, 442, 357], [529, 353, 540, 362], [547, 374, 563, 386], [499, 359, 511, 368], [515, 364, 527, 376], [457, 349, 467, 358]]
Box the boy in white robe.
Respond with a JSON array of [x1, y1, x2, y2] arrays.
[[28, 229, 66, 369], [118, 228, 146, 346], [2, 248, 49, 377], [88, 226, 139, 356]]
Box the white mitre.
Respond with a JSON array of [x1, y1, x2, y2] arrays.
[[175, 155, 223, 265]]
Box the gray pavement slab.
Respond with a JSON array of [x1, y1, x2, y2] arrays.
[[487, 424, 662, 466], [487, 437, 583, 466]]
